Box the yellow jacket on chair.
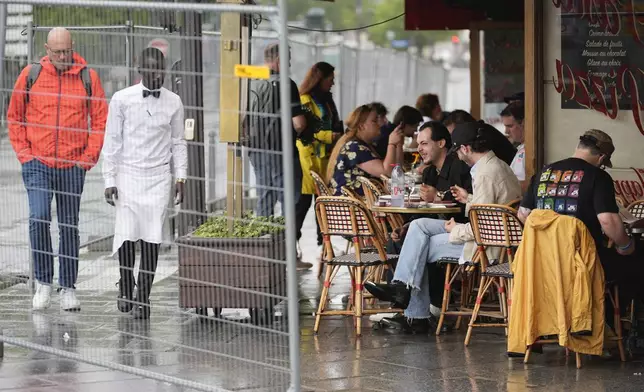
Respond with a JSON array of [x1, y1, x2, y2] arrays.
[[297, 94, 335, 195], [508, 209, 605, 356]]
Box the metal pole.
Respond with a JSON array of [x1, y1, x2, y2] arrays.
[[274, 1, 300, 391], [125, 20, 133, 87], [0, 0, 279, 14], [178, 7, 206, 235], [0, 4, 7, 127], [26, 20, 34, 295], [27, 21, 33, 65]]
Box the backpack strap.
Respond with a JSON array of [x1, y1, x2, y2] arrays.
[[24, 64, 93, 108], [79, 67, 92, 113], [25, 63, 42, 104]]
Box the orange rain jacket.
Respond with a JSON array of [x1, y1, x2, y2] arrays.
[[508, 209, 605, 356], [7, 53, 107, 169]]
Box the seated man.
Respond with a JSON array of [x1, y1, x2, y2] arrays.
[[385, 122, 472, 309], [390, 121, 472, 245], [443, 111, 517, 168], [501, 101, 527, 190], [366, 122, 522, 333], [518, 129, 642, 302]]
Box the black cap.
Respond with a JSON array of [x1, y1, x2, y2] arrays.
[[448, 121, 490, 154], [580, 129, 615, 168], [504, 91, 524, 103]]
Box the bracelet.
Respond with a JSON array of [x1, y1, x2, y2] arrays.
[[616, 238, 633, 251], [388, 143, 398, 147]]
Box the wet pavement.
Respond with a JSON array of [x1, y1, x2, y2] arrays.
[[3, 232, 644, 391], [2, 146, 644, 391]]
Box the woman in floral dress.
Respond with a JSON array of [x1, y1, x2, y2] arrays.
[[326, 104, 404, 196]]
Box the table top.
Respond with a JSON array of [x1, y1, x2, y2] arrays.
[[370, 203, 461, 215]]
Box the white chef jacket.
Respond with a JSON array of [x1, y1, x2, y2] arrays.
[[102, 82, 188, 253]]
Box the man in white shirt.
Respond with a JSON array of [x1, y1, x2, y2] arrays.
[[102, 47, 188, 319], [501, 101, 526, 190]]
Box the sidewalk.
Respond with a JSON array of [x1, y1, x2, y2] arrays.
[[1, 147, 644, 390], [3, 213, 644, 391]]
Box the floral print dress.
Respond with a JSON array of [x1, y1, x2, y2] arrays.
[[330, 139, 380, 196]]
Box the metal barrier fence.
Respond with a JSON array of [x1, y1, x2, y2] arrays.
[[13, 24, 452, 209], [0, 0, 302, 391]]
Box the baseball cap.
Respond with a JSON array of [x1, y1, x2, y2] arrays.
[[504, 92, 524, 103], [580, 129, 615, 167], [448, 121, 490, 154]]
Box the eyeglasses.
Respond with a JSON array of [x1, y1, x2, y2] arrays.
[[49, 48, 73, 56]]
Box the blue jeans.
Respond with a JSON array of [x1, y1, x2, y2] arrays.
[[22, 159, 86, 288], [250, 151, 302, 217], [392, 218, 464, 319]]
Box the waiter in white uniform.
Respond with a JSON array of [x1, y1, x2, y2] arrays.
[[102, 47, 188, 319]]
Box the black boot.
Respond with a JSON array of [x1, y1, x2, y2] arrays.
[[364, 281, 411, 309], [133, 241, 159, 320], [117, 280, 134, 313], [380, 314, 430, 334]]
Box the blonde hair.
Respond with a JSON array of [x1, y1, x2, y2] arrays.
[[325, 104, 375, 183]]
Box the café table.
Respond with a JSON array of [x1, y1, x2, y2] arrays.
[[370, 202, 461, 215]]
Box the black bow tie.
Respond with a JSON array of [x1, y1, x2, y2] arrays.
[[143, 90, 161, 98]]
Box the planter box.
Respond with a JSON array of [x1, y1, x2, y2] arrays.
[[176, 231, 286, 310]]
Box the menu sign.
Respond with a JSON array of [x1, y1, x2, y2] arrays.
[[553, 0, 644, 135]]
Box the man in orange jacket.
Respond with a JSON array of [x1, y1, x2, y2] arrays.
[[7, 27, 108, 312]]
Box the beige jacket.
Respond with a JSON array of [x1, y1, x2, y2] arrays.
[[449, 151, 522, 263]]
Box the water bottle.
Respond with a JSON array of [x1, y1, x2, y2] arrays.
[[390, 164, 405, 207]]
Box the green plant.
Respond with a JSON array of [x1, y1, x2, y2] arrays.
[[193, 212, 285, 239]]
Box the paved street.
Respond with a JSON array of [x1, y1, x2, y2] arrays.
[[2, 206, 644, 390]]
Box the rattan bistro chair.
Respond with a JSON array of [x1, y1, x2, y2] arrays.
[[311, 171, 332, 197], [628, 199, 644, 219], [435, 202, 522, 336], [314, 196, 400, 336], [464, 204, 523, 345], [310, 171, 342, 278], [506, 198, 522, 210], [357, 176, 404, 235]]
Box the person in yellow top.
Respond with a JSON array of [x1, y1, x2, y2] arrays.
[[295, 62, 343, 257]]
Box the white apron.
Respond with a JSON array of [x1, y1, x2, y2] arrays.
[[112, 164, 173, 255]]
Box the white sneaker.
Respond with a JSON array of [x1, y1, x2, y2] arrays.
[[32, 282, 52, 311], [60, 288, 81, 312], [369, 312, 398, 323]]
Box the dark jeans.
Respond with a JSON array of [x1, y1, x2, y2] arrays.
[[22, 159, 86, 288], [295, 194, 322, 245], [599, 243, 644, 303], [118, 240, 160, 304], [249, 151, 302, 217]]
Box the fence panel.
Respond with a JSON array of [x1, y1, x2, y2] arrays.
[[0, 1, 300, 391]]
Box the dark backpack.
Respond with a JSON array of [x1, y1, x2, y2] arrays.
[[25, 63, 92, 112]]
